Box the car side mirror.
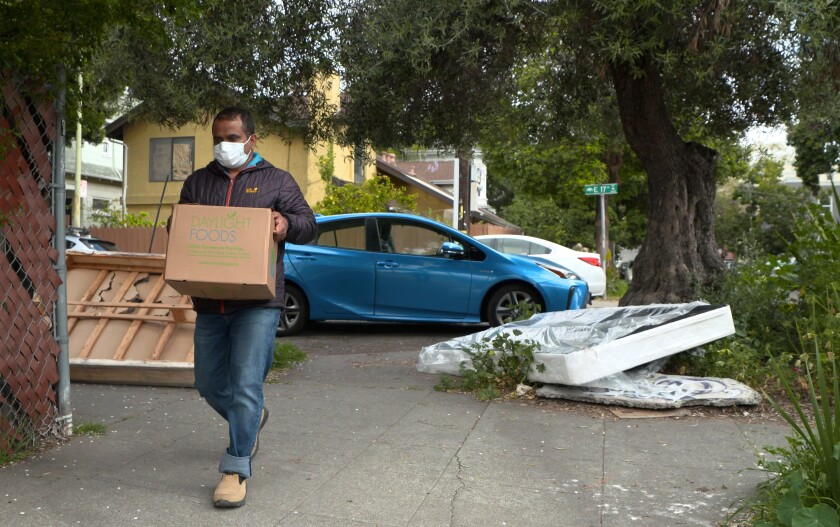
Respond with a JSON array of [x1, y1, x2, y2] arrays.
[[439, 241, 465, 258]]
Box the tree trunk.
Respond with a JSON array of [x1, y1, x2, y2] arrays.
[[612, 57, 724, 306]]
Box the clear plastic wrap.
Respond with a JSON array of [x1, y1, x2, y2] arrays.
[[417, 302, 735, 386]]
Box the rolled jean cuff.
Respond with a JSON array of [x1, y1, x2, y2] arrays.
[[219, 452, 250, 479]]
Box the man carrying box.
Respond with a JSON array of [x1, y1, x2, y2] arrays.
[[171, 107, 316, 508]]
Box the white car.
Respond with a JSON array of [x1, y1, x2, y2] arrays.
[[66, 231, 120, 253], [475, 234, 607, 297]]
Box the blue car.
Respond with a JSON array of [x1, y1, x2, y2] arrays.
[[278, 213, 589, 335]]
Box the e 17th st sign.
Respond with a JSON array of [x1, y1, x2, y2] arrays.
[[583, 183, 618, 196]]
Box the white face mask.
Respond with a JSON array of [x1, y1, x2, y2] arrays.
[[213, 136, 253, 169]]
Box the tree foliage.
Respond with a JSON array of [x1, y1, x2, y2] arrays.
[[782, 0, 840, 190], [2, 0, 342, 144], [715, 155, 812, 260], [90, 0, 341, 143], [337, 0, 534, 153], [0, 0, 196, 141], [787, 120, 840, 193]]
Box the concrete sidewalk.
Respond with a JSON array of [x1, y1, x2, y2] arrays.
[[1, 350, 788, 526]]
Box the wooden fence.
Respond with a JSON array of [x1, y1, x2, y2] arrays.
[[90, 226, 169, 254]]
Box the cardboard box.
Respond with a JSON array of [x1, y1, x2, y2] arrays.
[[164, 204, 277, 299]]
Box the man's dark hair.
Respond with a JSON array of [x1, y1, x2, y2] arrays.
[[213, 107, 255, 136]]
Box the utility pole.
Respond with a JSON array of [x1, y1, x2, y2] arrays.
[[72, 72, 83, 227], [458, 156, 471, 232]]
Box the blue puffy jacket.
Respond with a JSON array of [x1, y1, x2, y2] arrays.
[[175, 157, 316, 313]]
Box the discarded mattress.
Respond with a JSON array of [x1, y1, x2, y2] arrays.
[[536, 373, 761, 409], [416, 302, 735, 386]]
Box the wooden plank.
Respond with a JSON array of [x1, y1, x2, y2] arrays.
[[70, 359, 194, 388], [67, 269, 109, 333], [149, 294, 191, 361], [150, 324, 177, 361], [67, 301, 192, 310], [66, 252, 166, 274], [171, 306, 188, 323], [69, 313, 195, 323], [113, 275, 168, 360], [79, 271, 139, 359]]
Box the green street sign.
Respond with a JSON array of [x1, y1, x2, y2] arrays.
[[583, 183, 618, 196]]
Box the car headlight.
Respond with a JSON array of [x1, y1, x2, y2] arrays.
[[536, 263, 580, 281]]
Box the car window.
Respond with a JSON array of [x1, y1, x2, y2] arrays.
[[498, 238, 530, 255], [316, 218, 366, 250], [481, 238, 498, 249], [377, 219, 455, 256], [528, 241, 550, 255]]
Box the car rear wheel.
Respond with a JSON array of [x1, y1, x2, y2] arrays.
[[278, 283, 309, 336], [485, 284, 543, 327]]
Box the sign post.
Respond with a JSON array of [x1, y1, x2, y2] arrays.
[[583, 184, 618, 273]]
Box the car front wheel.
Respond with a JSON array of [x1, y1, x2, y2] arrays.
[[485, 284, 543, 327], [278, 283, 309, 336]]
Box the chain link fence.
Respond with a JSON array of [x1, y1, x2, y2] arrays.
[[1, 73, 65, 458]]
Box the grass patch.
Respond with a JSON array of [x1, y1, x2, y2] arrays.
[[0, 432, 39, 465], [0, 416, 40, 465], [272, 341, 308, 370], [74, 422, 106, 436]]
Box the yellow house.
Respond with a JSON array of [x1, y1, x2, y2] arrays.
[[105, 115, 373, 219]]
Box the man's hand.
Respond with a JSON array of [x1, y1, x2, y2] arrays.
[[272, 211, 288, 242]]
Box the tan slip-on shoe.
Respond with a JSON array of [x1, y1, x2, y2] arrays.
[[213, 473, 246, 508], [251, 407, 269, 458]]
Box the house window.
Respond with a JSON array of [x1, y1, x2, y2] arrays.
[[149, 137, 194, 182], [101, 141, 112, 159], [92, 198, 111, 211]]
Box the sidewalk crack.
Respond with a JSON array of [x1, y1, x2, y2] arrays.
[[600, 417, 606, 527], [448, 402, 487, 527]]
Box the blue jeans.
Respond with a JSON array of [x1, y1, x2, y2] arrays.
[[193, 307, 281, 478]]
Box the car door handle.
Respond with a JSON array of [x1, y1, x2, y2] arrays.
[[376, 261, 399, 268], [293, 255, 316, 261]]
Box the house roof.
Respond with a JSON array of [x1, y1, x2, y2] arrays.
[[376, 158, 454, 203], [393, 160, 455, 185], [104, 114, 130, 141], [64, 147, 123, 183], [470, 207, 521, 230]]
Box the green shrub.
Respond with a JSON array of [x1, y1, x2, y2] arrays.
[[671, 200, 840, 386], [605, 266, 628, 299], [433, 374, 460, 392], [457, 330, 546, 401], [732, 290, 840, 526], [90, 206, 165, 227], [315, 176, 416, 214]]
